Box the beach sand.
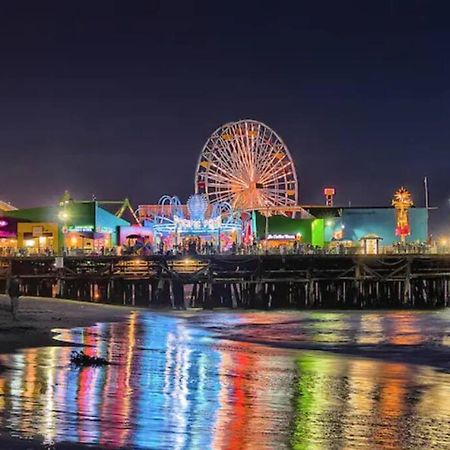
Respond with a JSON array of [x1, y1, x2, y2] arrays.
[[0, 295, 137, 355], [0, 295, 139, 449]]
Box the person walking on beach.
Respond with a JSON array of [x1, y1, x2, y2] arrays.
[[7, 275, 21, 321]]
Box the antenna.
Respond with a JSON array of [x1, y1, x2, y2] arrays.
[[424, 176, 429, 209]]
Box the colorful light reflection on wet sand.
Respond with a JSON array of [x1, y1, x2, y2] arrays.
[[0, 311, 449, 449]]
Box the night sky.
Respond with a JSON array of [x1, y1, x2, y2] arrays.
[[1, 1, 449, 232]]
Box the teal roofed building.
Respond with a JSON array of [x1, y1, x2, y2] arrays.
[[303, 206, 429, 246], [5, 201, 130, 253]]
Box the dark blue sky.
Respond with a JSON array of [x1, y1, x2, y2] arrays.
[[0, 1, 449, 231]]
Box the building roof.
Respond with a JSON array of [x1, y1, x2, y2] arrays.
[[0, 200, 17, 212], [5, 202, 129, 228], [302, 205, 427, 219]]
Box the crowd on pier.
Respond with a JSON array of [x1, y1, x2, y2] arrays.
[[0, 240, 442, 257]]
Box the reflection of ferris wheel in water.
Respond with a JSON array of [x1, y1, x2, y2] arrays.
[[195, 120, 298, 210]]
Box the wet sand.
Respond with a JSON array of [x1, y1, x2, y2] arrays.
[[0, 435, 111, 450], [0, 295, 137, 355], [0, 296, 142, 448]]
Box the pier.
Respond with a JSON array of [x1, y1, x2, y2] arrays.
[[1, 254, 450, 309]]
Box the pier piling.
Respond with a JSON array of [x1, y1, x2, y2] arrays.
[[1, 255, 450, 309]]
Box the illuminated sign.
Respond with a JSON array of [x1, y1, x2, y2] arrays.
[[68, 226, 94, 232], [173, 215, 222, 232], [323, 188, 336, 196], [267, 234, 296, 240]]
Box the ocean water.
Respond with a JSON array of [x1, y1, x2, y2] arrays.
[[0, 310, 449, 449]]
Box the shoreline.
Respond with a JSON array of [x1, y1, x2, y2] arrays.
[[1, 296, 449, 371], [0, 295, 139, 356], [1, 295, 449, 365]]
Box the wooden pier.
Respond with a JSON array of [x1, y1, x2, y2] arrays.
[[1, 255, 450, 309]]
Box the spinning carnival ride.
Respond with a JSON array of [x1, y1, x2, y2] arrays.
[[195, 120, 298, 210], [153, 194, 243, 248]]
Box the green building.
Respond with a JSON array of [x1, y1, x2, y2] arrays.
[[5, 201, 129, 253], [253, 212, 325, 247]]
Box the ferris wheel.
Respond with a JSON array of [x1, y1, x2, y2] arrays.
[[195, 120, 298, 210]]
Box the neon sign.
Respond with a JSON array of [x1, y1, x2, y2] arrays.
[[173, 215, 222, 232]]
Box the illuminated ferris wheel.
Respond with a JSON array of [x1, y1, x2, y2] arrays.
[[195, 120, 298, 210]]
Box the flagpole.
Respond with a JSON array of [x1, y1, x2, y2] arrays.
[[424, 176, 429, 209]]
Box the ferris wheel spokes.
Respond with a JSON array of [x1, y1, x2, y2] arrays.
[[195, 119, 298, 210]]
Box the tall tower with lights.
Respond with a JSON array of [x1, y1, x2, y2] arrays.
[[392, 187, 413, 243]]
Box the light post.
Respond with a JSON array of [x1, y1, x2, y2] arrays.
[[58, 212, 69, 255], [58, 191, 73, 256]]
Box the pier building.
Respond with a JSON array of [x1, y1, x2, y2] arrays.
[[3, 201, 129, 254]]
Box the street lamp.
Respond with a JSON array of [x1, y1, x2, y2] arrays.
[[58, 211, 69, 222], [58, 210, 71, 256]]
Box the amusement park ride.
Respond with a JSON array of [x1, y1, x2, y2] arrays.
[[195, 120, 298, 210], [152, 194, 242, 246], [137, 120, 304, 243]]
